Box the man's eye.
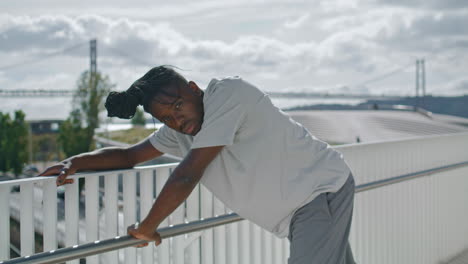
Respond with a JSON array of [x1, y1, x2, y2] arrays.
[[175, 102, 182, 109]]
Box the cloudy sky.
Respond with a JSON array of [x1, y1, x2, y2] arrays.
[[1, 0, 467, 119]]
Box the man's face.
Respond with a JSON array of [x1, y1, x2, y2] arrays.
[[149, 81, 204, 136]]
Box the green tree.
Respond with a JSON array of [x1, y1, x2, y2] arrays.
[[0, 111, 28, 176], [131, 107, 146, 127], [11, 111, 29, 176], [60, 70, 114, 156], [59, 110, 89, 157], [0, 113, 12, 174], [33, 133, 61, 162], [59, 71, 114, 193]]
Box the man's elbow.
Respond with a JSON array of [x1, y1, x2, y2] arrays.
[[121, 148, 139, 168]]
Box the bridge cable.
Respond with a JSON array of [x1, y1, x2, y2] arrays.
[[352, 62, 414, 88], [0, 41, 88, 72]]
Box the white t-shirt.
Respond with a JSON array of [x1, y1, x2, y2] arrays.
[[149, 77, 351, 238]]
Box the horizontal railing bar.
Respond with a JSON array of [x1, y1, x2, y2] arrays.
[[0, 213, 242, 264], [2, 160, 467, 264], [333, 132, 468, 150], [3, 132, 468, 188], [0, 163, 179, 187], [355, 161, 468, 193]]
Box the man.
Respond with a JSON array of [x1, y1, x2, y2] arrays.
[[40, 66, 356, 263]]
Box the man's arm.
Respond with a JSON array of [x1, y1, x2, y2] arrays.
[[39, 138, 164, 185], [128, 145, 224, 246]]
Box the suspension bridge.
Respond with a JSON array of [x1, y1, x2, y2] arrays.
[[0, 39, 426, 101]]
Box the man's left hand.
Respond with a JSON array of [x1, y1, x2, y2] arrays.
[[127, 223, 161, 248]]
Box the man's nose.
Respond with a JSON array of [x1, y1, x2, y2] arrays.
[[173, 113, 185, 128]]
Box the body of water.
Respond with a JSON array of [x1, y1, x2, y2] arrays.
[[1, 96, 367, 121], [270, 97, 366, 110]]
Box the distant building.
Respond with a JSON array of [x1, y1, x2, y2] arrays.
[[29, 119, 63, 134]]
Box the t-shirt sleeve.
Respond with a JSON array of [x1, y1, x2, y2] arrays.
[[191, 80, 247, 149], [148, 125, 183, 157]]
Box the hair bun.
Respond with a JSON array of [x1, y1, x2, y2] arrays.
[[105, 91, 139, 119], [127, 86, 144, 104]]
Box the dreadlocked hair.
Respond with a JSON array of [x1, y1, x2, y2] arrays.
[[105, 65, 187, 119]]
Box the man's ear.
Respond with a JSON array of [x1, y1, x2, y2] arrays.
[[188, 81, 202, 95]]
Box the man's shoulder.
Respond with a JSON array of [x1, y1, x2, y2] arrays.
[[206, 76, 264, 98], [206, 76, 242, 92]]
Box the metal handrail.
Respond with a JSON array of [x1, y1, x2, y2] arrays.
[[2, 160, 468, 264], [355, 161, 468, 193], [1, 214, 243, 264]]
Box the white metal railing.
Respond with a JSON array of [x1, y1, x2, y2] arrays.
[[3, 160, 468, 264], [1, 132, 468, 264]]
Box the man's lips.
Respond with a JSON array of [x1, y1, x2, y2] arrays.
[[183, 121, 196, 135]]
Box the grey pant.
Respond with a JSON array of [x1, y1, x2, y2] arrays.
[[288, 174, 356, 264]]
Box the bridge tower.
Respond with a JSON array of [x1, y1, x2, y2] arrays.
[[415, 58, 426, 109], [90, 39, 97, 75]]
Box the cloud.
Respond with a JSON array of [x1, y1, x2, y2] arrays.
[[0, 12, 403, 80], [0, 15, 87, 53], [1, 11, 467, 100], [317, 7, 468, 83], [316, 32, 381, 73], [319, 0, 361, 12], [373, 0, 468, 10], [377, 11, 468, 50], [0, 14, 323, 92], [320, 7, 468, 49], [283, 13, 310, 29], [0, 15, 301, 67]]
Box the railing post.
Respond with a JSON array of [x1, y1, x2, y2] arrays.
[[273, 237, 282, 264], [186, 184, 201, 264], [156, 167, 170, 264], [250, 223, 261, 264], [85, 175, 99, 264], [140, 170, 154, 264], [171, 186, 185, 264], [200, 185, 214, 264], [282, 237, 289, 264], [20, 182, 34, 257], [226, 220, 238, 264], [0, 185, 10, 260], [238, 220, 250, 264], [261, 229, 272, 264], [213, 197, 226, 264], [42, 180, 57, 252], [123, 172, 137, 264], [65, 180, 79, 264], [104, 173, 119, 264]]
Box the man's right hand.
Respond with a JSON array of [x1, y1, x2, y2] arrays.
[[38, 160, 77, 186]]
